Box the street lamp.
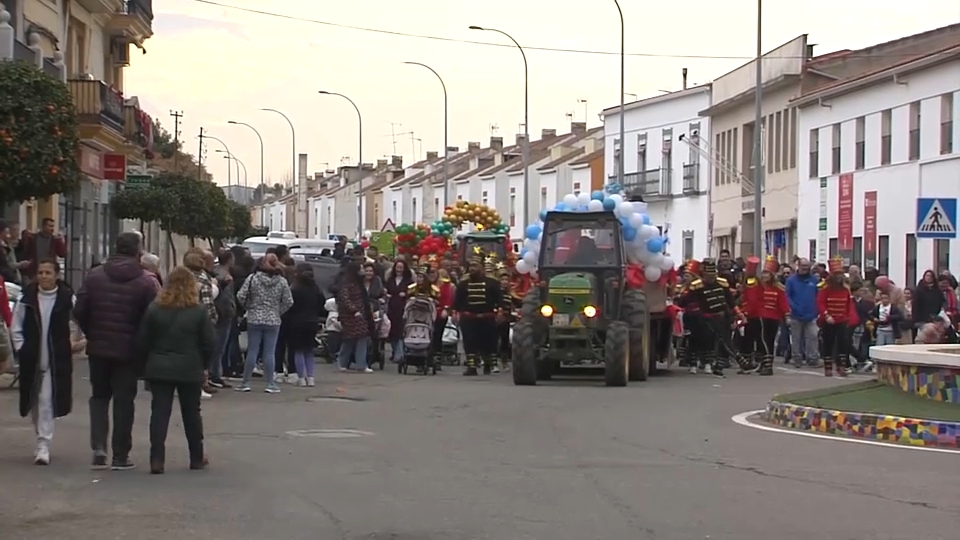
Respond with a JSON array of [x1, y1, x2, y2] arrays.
[[227, 120, 265, 188], [318, 91, 364, 240], [259, 109, 297, 190], [215, 149, 238, 191], [469, 25, 529, 229], [403, 61, 449, 212], [752, 0, 764, 262], [202, 134, 232, 188], [219, 150, 248, 188], [613, 1, 625, 191]]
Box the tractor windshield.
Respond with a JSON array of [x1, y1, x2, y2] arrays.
[[541, 217, 620, 267], [460, 234, 507, 261]]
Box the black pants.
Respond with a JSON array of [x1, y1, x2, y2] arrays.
[[742, 318, 780, 356], [148, 380, 204, 465], [461, 316, 498, 359], [497, 322, 511, 357], [649, 314, 672, 363], [821, 323, 851, 368], [88, 357, 139, 459], [431, 315, 448, 354], [703, 315, 748, 370], [274, 323, 296, 374], [683, 314, 708, 365]]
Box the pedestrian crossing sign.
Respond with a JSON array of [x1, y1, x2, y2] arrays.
[[916, 198, 957, 239]]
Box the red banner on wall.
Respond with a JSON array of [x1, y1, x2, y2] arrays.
[[837, 173, 854, 258], [102, 153, 127, 181], [864, 191, 877, 268]]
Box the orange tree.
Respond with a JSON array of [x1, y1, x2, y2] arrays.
[[0, 61, 81, 203]]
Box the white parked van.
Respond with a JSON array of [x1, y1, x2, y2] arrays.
[[240, 231, 338, 259]]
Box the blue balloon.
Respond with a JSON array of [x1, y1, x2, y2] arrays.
[[623, 227, 637, 241], [619, 216, 630, 227], [554, 203, 566, 212], [641, 214, 652, 225], [520, 248, 528, 258], [539, 209, 549, 221], [591, 190, 605, 201], [602, 197, 616, 211], [525, 224, 542, 240], [646, 237, 664, 253]]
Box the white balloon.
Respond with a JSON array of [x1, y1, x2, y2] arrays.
[[633, 201, 648, 213], [536, 232, 543, 242], [609, 194, 624, 206], [644, 265, 662, 282], [628, 212, 644, 228], [563, 193, 578, 207], [617, 201, 634, 217], [523, 238, 538, 251], [659, 256, 674, 271], [648, 253, 664, 268], [587, 199, 604, 211], [577, 192, 591, 206], [637, 224, 654, 240], [523, 250, 537, 265], [516, 260, 531, 274]]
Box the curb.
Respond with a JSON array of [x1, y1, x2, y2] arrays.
[[764, 400, 960, 449]]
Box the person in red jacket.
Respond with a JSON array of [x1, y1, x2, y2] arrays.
[[0, 274, 13, 328], [817, 256, 855, 377], [676, 259, 705, 373], [742, 256, 790, 376], [429, 263, 455, 370]]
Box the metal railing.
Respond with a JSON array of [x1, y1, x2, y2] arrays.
[[67, 79, 125, 134], [121, 0, 153, 19], [682, 163, 700, 193], [623, 169, 668, 198]]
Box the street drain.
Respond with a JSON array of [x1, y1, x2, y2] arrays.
[[285, 429, 374, 439], [306, 396, 367, 403]]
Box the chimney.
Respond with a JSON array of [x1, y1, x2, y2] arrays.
[[682, 68, 688, 90], [361, 162, 373, 171], [391, 155, 403, 168], [446, 146, 459, 154], [467, 141, 481, 152], [515, 133, 527, 146], [805, 44, 816, 61], [490, 136, 504, 151], [426, 151, 439, 160], [541, 128, 557, 139], [376, 159, 388, 170], [570, 122, 586, 136]]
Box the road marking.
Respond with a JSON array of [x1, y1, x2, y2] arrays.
[[731, 410, 960, 455], [285, 429, 374, 438]]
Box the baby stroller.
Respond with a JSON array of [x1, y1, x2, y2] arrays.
[[367, 298, 388, 370], [398, 295, 437, 375], [320, 297, 341, 363], [437, 317, 461, 366]]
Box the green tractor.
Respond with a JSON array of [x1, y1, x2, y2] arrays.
[[456, 231, 510, 265], [512, 211, 649, 387]]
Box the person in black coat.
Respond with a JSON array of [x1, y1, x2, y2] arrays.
[[913, 270, 945, 326], [12, 259, 75, 465], [287, 263, 326, 386]]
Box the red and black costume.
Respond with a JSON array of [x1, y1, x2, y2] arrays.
[[817, 257, 855, 377], [454, 250, 504, 376], [676, 259, 705, 371], [740, 256, 789, 376]]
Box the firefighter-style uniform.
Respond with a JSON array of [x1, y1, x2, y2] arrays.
[[677, 259, 707, 373], [740, 256, 790, 376], [817, 257, 855, 377], [454, 249, 504, 376], [684, 259, 756, 377], [408, 263, 441, 300]]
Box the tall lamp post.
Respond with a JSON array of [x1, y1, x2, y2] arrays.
[[259, 109, 296, 189], [403, 61, 449, 212], [202, 134, 232, 188], [215, 149, 239, 193], [318, 91, 364, 240], [469, 25, 529, 229], [219, 151, 248, 187], [613, 1, 625, 190], [752, 0, 764, 262], [227, 120, 265, 188]]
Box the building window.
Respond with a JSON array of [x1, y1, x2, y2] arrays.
[[905, 233, 917, 286], [326, 207, 332, 235], [767, 114, 775, 174], [731, 127, 738, 183], [412, 197, 417, 220], [809, 129, 819, 178], [878, 235, 889, 276], [714, 132, 721, 186], [789, 107, 798, 169], [829, 238, 838, 258], [942, 93, 955, 155], [613, 138, 621, 177], [682, 231, 694, 261], [509, 194, 516, 227], [781, 108, 791, 171], [719, 131, 728, 184], [934, 239, 950, 273], [434, 197, 440, 218], [481, 191, 488, 205], [908, 101, 920, 161], [808, 239, 816, 261], [854, 116, 865, 170], [457, 194, 463, 200], [852, 236, 863, 267], [573, 182, 581, 193], [540, 186, 547, 208], [831, 123, 841, 174], [392, 201, 397, 221], [662, 128, 673, 187], [880, 109, 892, 165], [314, 208, 319, 237], [774, 111, 782, 173], [688, 123, 700, 164], [637, 133, 647, 173]]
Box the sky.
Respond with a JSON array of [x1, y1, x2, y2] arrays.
[[124, 0, 960, 188]]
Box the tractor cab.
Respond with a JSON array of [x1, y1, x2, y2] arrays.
[[456, 231, 509, 265]]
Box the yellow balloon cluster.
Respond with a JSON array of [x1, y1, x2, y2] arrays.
[[442, 200, 503, 232]]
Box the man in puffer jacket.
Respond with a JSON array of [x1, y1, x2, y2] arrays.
[[235, 254, 293, 393]]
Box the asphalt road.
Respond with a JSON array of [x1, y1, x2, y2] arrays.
[[0, 362, 957, 540]]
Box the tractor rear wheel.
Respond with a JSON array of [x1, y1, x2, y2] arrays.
[[621, 288, 649, 382], [512, 321, 537, 386], [604, 321, 629, 387]]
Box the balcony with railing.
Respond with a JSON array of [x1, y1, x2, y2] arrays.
[[682, 163, 703, 194], [68, 79, 125, 136], [106, 0, 154, 38], [76, 0, 124, 15], [123, 102, 154, 156], [623, 169, 671, 200]]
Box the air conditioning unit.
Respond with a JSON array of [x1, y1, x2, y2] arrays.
[[111, 38, 130, 67]]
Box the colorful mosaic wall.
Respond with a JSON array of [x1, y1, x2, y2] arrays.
[[765, 400, 960, 448], [876, 362, 960, 404]]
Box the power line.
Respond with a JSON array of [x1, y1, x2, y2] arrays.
[[194, 0, 938, 60]]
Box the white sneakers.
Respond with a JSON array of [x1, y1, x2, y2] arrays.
[[286, 374, 299, 386], [34, 444, 50, 466], [306, 377, 315, 387], [201, 390, 212, 400], [363, 368, 373, 373]]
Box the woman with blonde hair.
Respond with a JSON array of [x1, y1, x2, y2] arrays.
[[136, 266, 216, 474]]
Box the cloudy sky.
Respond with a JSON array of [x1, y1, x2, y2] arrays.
[[125, 0, 959, 187]]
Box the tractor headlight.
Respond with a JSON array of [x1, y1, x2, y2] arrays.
[[540, 304, 554, 317], [583, 305, 597, 318]]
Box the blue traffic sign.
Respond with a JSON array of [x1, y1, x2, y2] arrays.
[[916, 198, 957, 239]]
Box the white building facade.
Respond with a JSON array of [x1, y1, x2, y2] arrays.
[[796, 49, 960, 286], [602, 86, 712, 261]]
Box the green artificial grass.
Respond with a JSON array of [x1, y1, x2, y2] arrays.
[[774, 381, 960, 422]]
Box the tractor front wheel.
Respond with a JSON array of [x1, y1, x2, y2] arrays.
[[621, 288, 649, 381], [512, 321, 538, 386], [604, 321, 629, 387]]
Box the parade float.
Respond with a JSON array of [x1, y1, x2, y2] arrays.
[[510, 183, 678, 388]]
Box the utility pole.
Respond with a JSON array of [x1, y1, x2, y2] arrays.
[[388, 122, 402, 155], [170, 110, 183, 170], [197, 127, 204, 181], [752, 0, 764, 262]]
